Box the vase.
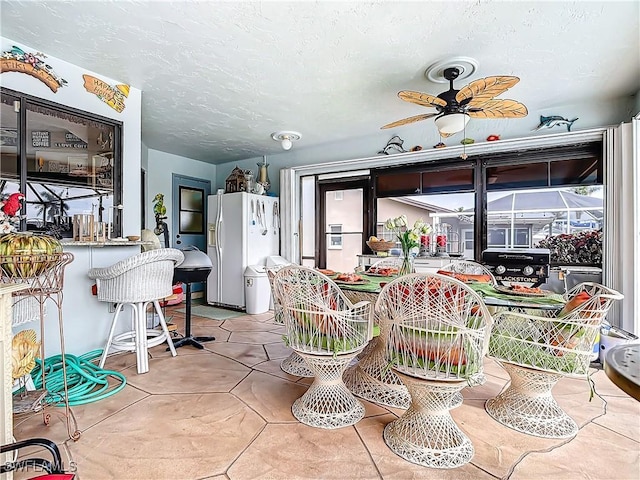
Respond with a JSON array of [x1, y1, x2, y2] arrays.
[[399, 253, 414, 276], [257, 162, 271, 192]]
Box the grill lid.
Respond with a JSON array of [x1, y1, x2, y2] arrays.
[[175, 246, 212, 270]]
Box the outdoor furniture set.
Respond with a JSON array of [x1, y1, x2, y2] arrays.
[[270, 262, 623, 469]]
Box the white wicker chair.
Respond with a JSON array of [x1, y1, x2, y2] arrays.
[[88, 248, 184, 374], [366, 256, 402, 275], [486, 282, 623, 438], [378, 273, 493, 468], [266, 268, 313, 378], [272, 265, 374, 429], [439, 260, 497, 284]]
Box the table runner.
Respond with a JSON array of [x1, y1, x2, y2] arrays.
[[468, 282, 565, 305]]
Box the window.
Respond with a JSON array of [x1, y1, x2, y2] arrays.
[[178, 186, 204, 234], [1, 88, 122, 238], [328, 224, 343, 249]]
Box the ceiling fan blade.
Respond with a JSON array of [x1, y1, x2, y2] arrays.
[[381, 112, 439, 129], [468, 99, 528, 118], [398, 91, 447, 108], [456, 76, 520, 106]]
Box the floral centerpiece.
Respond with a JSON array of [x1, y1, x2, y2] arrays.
[[384, 215, 431, 275]]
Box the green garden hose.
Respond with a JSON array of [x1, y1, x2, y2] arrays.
[[29, 350, 127, 407]]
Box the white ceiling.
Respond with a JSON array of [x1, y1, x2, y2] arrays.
[[2, 1, 639, 165]]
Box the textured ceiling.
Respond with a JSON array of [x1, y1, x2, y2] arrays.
[[1, 1, 639, 165]]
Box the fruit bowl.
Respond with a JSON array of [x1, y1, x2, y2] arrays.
[[366, 240, 395, 252]]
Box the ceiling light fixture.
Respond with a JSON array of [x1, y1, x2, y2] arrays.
[[434, 112, 470, 136], [271, 131, 301, 151]]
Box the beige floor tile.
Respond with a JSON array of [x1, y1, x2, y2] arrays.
[[453, 398, 562, 478], [252, 358, 304, 381], [125, 351, 250, 394], [232, 370, 308, 422], [263, 342, 293, 361], [206, 341, 270, 367], [510, 422, 640, 480], [592, 394, 640, 441], [67, 393, 266, 479], [220, 317, 284, 332], [228, 330, 284, 345], [227, 423, 379, 479]]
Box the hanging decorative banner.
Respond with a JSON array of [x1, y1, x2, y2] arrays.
[[0, 45, 67, 93], [82, 74, 129, 113]]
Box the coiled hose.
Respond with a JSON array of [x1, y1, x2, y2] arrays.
[[29, 350, 127, 407]]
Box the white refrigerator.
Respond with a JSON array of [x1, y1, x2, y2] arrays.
[[206, 192, 280, 309]]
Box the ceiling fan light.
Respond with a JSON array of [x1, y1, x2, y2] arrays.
[[281, 137, 293, 150], [434, 113, 470, 135]]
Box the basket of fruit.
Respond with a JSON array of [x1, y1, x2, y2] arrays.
[[366, 237, 396, 253]]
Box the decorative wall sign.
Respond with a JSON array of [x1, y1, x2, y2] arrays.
[[0, 45, 67, 93], [31, 131, 50, 148], [82, 74, 129, 113]]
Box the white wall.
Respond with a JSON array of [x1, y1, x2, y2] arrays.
[[145, 148, 216, 229], [1, 36, 142, 236]]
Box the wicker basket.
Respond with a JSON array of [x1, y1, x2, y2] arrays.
[[367, 240, 395, 252]]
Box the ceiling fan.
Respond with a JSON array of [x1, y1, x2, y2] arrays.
[[381, 67, 528, 137]]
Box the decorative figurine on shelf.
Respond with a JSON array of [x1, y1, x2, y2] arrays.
[[486, 134, 500, 142], [153, 193, 167, 236], [433, 142, 446, 149], [225, 166, 249, 193], [0, 192, 24, 233], [256, 156, 271, 193], [378, 135, 407, 155], [534, 115, 578, 132]]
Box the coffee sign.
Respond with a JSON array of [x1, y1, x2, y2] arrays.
[[31, 131, 50, 148]]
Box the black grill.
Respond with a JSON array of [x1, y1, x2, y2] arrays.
[[482, 248, 551, 287]]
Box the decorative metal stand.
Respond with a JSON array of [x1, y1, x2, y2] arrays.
[[2, 253, 80, 441]]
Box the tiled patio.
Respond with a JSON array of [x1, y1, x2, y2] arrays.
[[11, 305, 640, 480]]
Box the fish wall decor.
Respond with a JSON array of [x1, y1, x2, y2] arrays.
[[534, 115, 578, 132]]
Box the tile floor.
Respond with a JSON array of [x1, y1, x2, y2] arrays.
[[10, 305, 640, 480]]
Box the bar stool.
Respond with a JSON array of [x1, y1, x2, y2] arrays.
[[88, 248, 184, 374]]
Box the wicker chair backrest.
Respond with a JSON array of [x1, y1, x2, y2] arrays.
[[376, 273, 493, 383], [272, 265, 373, 356], [88, 248, 184, 303], [368, 257, 403, 272], [488, 282, 623, 376], [440, 260, 496, 284]]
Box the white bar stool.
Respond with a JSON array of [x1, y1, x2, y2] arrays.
[[88, 248, 184, 374]]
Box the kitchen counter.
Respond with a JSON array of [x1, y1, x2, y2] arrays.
[[11, 242, 148, 357], [61, 239, 152, 247]]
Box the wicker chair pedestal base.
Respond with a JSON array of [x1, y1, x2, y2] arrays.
[[383, 373, 473, 469], [99, 300, 176, 375], [293, 351, 365, 429], [344, 336, 411, 409], [280, 351, 314, 377], [485, 363, 578, 438]]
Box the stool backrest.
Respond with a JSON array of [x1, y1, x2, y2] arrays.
[[88, 248, 184, 303]]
